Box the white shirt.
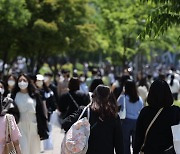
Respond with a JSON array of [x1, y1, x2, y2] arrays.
[[168, 79, 180, 93]]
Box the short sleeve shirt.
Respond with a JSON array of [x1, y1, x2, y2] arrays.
[[117, 94, 144, 119]]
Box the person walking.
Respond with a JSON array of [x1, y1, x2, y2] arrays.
[[0, 80, 20, 123], [117, 79, 143, 154], [89, 78, 104, 93], [113, 75, 130, 99], [134, 79, 180, 154], [5, 74, 17, 97], [0, 93, 21, 154], [44, 72, 58, 103], [79, 74, 89, 94], [58, 77, 90, 122], [11, 74, 48, 154], [62, 85, 124, 154], [0, 80, 8, 100], [137, 78, 149, 106], [35, 74, 57, 151], [167, 74, 180, 100], [35, 74, 57, 121], [57, 70, 70, 96]]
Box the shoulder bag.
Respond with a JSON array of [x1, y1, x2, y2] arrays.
[[140, 108, 163, 154], [3, 114, 21, 154], [118, 95, 126, 119], [68, 92, 80, 109], [171, 122, 180, 153], [140, 108, 175, 154], [59, 93, 80, 122]]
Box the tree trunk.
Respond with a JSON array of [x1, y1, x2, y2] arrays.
[[36, 57, 46, 74], [123, 36, 127, 70], [27, 56, 36, 73]]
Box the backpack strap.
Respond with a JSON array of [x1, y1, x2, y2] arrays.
[[78, 104, 99, 130], [78, 104, 91, 121]]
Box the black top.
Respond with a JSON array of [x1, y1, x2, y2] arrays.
[[39, 89, 57, 121], [134, 105, 180, 154], [62, 107, 124, 154], [58, 90, 90, 119], [49, 83, 58, 104]]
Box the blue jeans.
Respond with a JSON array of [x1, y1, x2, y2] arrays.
[[122, 118, 137, 154]]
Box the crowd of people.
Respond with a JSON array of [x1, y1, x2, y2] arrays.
[[0, 67, 180, 154]]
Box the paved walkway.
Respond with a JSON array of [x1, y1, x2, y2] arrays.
[[41, 126, 64, 154], [41, 125, 132, 154]]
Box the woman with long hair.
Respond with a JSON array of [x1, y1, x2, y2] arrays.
[[0, 80, 8, 98], [58, 77, 90, 121], [89, 78, 104, 93], [5, 74, 17, 97], [0, 81, 21, 154], [134, 79, 180, 154], [62, 85, 124, 154], [117, 79, 143, 154], [11, 74, 48, 154], [168, 74, 180, 100], [0, 80, 14, 113], [35, 74, 56, 151], [137, 77, 149, 106]]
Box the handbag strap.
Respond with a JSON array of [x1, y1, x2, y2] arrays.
[[5, 114, 12, 142], [123, 95, 126, 110], [68, 92, 79, 109], [141, 108, 163, 151]]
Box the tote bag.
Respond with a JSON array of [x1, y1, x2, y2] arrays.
[[171, 124, 180, 154], [3, 114, 17, 154], [118, 95, 126, 119]]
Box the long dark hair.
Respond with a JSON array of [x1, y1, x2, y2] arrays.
[[124, 80, 139, 103], [89, 78, 104, 92], [91, 85, 118, 119], [0, 80, 8, 116], [0, 88, 2, 116], [12, 74, 37, 98], [147, 79, 173, 108], [68, 77, 80, 92], [138, 77, 149, 90], [0, 80, 8, 97], [170, 75, 174, 86], [0, 99, 3, 116], [5, 74, 17, 85]]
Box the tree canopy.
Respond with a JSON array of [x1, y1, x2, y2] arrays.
[[0, 0, 180, 75], [141, 0, 180, 38], [0, 0, 31, 72]]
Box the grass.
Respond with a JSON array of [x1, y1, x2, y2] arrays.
[[174, 100, 180, 107]]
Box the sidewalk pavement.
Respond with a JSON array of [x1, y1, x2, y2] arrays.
[[42, 126, 64, 154], [41, 126, 132, 154]]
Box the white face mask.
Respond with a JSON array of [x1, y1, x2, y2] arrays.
[[18, 81, 28, 90], [80, 77, 85, 82], [0, 88, 4, 95], [44, 77, 49, 83], [36, 81, 43, 88], [8, 80, 15, 87]]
